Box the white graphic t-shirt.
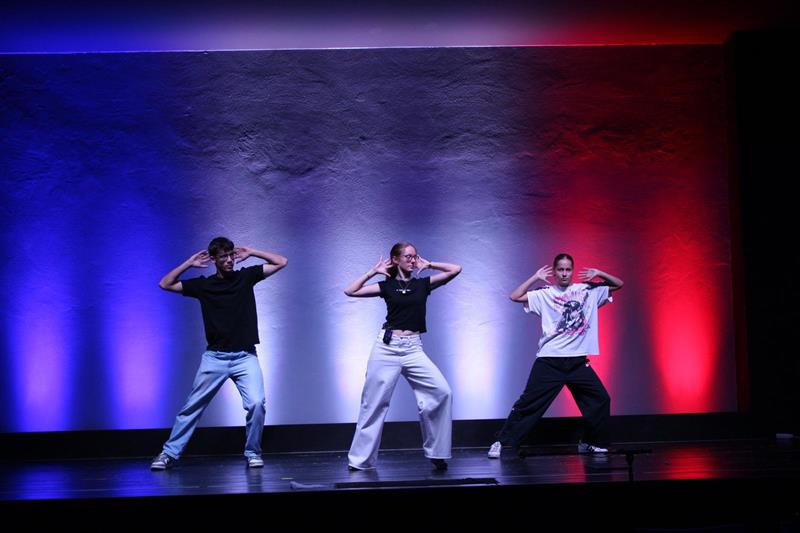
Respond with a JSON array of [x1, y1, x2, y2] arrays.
[[525, 282, 611, 357]]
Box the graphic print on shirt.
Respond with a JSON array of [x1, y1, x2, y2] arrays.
[[540, 290, 589, 349]]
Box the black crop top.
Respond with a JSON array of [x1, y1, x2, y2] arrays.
[[378, 276, 432, 332]]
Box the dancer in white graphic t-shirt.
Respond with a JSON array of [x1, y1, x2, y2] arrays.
[[488, 253, 623, 459]]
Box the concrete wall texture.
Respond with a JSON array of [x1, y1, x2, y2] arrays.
[[0, 45, 734, 431]]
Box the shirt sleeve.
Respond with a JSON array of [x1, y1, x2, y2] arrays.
[[181, 276, 203, 299], [525, 289, 543, 315], [378, 279, 388, 300], [423, 276, 432, 295], [587, 282, 612, 308], [245, 264, 267, 286]]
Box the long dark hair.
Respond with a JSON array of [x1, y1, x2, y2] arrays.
[[387, 241, 416, 278]]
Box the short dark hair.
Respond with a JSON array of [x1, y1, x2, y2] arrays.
[[553, 253, 574, 268], [208, 236, 234, 257]]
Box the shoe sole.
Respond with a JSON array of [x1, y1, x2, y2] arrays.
[[348, 464, 376, 471]]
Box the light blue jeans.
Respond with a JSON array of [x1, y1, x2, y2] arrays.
[[162, 350, 266, 459], [348, 332, 452, 469]]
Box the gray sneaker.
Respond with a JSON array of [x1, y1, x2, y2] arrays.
[[246, 456, 264, 468], [488, 441, 502, 459], [150, 452, 177, 470], [577, 441, 608, 454]]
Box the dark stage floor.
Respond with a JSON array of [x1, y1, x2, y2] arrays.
[[2, 439, 799, 530]]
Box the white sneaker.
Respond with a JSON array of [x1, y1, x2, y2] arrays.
[[246, 456, 264, 468], [488, 441, 502, 459], [577, 441, 608, 454], [150, 452, 177, 470]]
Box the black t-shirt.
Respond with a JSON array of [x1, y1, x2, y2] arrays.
[[181, 265, 266, 353], [378, 276, 431, 333]]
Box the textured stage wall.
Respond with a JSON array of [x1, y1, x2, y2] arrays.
[[0, 45, 734, 432]]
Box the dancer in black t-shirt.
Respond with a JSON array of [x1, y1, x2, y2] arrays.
[[344, 241, 461, 470], [150, 237, 287, 470]]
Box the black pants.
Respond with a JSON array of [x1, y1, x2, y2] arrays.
[[497, 356, 610, 447]]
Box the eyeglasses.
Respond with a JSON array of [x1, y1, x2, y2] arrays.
[[213, 252, 236, 261], [401, 254, 418, 260]]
